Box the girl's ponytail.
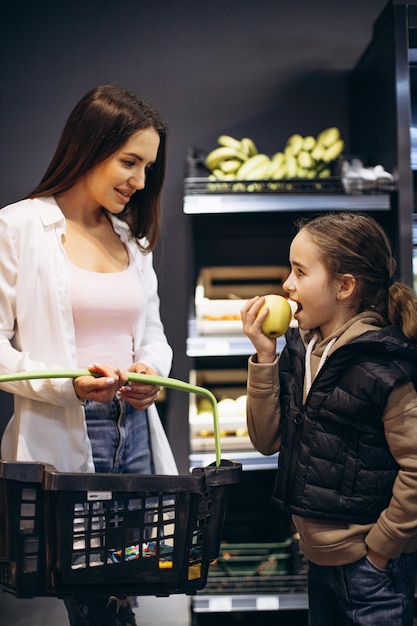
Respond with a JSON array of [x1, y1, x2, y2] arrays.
[[388, 281, 417, 342]]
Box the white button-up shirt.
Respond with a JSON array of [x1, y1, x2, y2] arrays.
[[0, 196, 177, 474]]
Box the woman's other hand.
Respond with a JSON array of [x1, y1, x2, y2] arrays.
[[73, 363, 128, 403], [119, 362, 161, 410]]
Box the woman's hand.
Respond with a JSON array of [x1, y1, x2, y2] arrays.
[[241, 296, 277, 364], [118, 362, 161, 411], [73, 363, 128, 403]]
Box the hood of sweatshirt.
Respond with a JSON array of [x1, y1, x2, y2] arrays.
[[300, 311, 388, 396]]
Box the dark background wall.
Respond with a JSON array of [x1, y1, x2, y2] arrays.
[[0, 0, 388, 471]]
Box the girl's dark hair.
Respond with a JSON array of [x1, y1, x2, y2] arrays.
[[28, 84, 168, 251], [297, 212, 417, 341]]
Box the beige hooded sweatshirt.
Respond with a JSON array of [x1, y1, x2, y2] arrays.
[[246, 312, 417, 566]]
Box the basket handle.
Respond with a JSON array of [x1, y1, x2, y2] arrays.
[[0, 369, 222, 466]]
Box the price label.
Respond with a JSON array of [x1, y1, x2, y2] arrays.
[[87, 491, 112, 501], [257, 596, 280, 611], [209, 597, 232, 612]]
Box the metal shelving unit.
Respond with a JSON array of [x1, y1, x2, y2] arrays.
[[187, 317, 286, 358], [183, 189, 391, 215], [191, 591, 309, 615], [189, 449, 279, 472]]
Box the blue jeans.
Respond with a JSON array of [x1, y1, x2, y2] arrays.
[[64, 397, 152, 625], [85, 396, 153, 474], [307, 553, 417, 626]]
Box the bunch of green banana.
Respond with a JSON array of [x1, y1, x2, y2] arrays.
[[274, 127, 344, 179], [205, 134, 260, 180], [204, 127, 345, 181]]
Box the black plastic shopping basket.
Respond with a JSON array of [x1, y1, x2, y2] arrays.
[[0, 369, 242, 598]]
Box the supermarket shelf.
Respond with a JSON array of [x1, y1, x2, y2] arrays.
[[183, 191, 391, 215], [187, 334, 258, 357], [191, 591, 309, 613], [190, 449, 279, 471], [187, 317, 286, 357]]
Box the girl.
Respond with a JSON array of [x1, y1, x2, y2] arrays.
[[0, 84, 177, 625], [241, 212, 417, 626]]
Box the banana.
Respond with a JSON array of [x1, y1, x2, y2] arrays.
[[269, 152, 287, 179], [286, 134, 304, 156], [205, 146, 247, 171], [236, 154, 270, 180], [241, 137, 258, 157], [217, 134, 242, 150], [219, 159, 243, 174], [285, 154, 298, 178], [244, 161, 272, 180], [318, 168, 332, 178], [302, 136, 316, 151], [271, 151, 285, 168], [311, 144, 325, 161], [268, 157, 286, 179], [298, 150, 313, 169], [317, 127, 341, 148], [271, 164, 288, 179], [322, 139, 345, 163]]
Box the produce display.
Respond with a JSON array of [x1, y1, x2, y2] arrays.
[[204, 128, 345, 181], [196, 394, 248, 439]]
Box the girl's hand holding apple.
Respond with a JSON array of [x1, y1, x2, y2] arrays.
[[241, 295, 281, 364]]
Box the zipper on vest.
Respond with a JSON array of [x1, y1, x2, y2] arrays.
[[285, 410, 304, 502], [284, 345, 305, 503], [284, 349, 335, 505]]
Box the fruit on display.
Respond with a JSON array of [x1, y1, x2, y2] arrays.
[[257, 294, 292, 339], [217, 397, 239, 418], [196, 393, 249, 439], [204, 128, 345, 181], [197, 397, 212, 413], [234, 394, 247, 415]]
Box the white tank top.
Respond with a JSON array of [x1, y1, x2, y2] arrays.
[[70, 261, 143, 369]]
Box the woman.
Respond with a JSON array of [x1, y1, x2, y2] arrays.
[[0, 84, 177, 625]]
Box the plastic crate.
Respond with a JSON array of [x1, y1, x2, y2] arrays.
[[0, 369, 242, 598], [208, 538, 293, 578], [0, 462, 48, 596], [201, 537, 309, 596], [202, 572, 308, 595]]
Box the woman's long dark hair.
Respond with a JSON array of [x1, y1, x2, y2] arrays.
[[28, 84, 167, 251]]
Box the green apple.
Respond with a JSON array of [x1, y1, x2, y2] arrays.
[[258, 294, 292, 338], [197, 398, 212, 414]]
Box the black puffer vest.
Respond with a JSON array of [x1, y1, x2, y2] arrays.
[[271, 325, 417, 524]]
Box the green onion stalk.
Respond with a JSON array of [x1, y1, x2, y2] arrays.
[[0, 370, 221, 467]]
